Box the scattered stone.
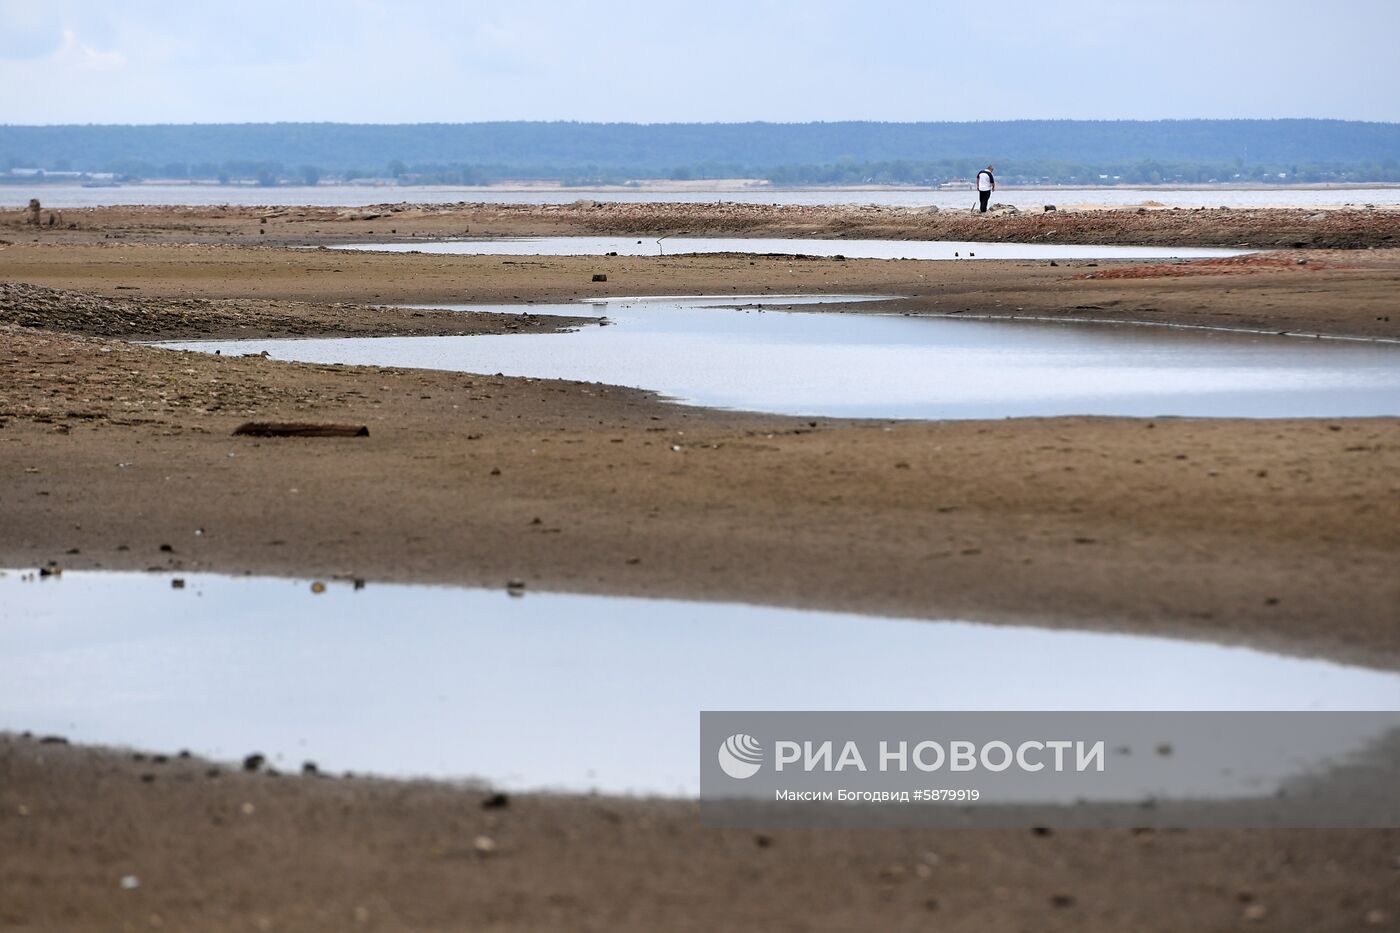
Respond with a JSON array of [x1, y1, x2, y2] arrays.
[[1044, 204, 1057, 212], [119, 875, 140, 891], [1243, 903, 1268, 922], [243, 752, 266, 772], [506, 579, 526, 595], [302, 761, 319, 775], [310, 581, 326, 594], [592, 273, 608, 282], [481, 792, 510, 809], [472, 834, 497, 855], [171, 578, 185, 589], [1050, 894, 1076, 908]]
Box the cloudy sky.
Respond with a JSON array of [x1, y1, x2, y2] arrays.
[[2, 0, 1397, 125]]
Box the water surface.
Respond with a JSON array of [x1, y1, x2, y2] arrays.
[[163, 296, 1400, 420], [2, 570, 1397, 795], [7, 183, 1398, 210], [336, 235, 1245, 261]]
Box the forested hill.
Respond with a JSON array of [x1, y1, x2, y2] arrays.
[[3, 120, 1398, 185]]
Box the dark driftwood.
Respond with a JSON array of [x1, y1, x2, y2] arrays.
[[232, 422, 369, 438]]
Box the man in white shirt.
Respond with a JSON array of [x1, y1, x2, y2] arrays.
[[976, 165, 996, 213]]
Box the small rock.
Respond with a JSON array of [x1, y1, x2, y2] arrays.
[[243, 752, 266, 772], [171, 579, 185, 589], [240, 802, 256, 816], [472, 834, 497, 854], [1243, 903, 1268, 922], [1044, 204, 1057, 212], [482, 792, 510, 809], [310, 581, 326, 594], [592, 273, 607, 282], [120, 874, 140, 891], [1365, 909, 1389, 926], [1050, 894, 1075, 908]]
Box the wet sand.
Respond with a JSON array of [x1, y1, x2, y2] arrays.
[[2, 207, 1399, 930], [4, 734, 1398, 933]]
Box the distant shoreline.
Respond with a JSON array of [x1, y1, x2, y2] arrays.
[[5, 178, 1400, 194]]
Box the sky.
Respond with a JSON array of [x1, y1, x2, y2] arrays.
[[1, 0, 1398, 125]]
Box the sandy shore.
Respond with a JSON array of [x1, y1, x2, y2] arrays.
[[7, 199, 1400, 249], [2, 207, 1399, 929], [4, 734, 1398, 933]]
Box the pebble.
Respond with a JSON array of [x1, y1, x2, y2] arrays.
[[472, 834, 497, 854], [120, 874, 140, 890]]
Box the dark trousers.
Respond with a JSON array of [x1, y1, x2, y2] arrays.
[[978, 190, 991, 212]]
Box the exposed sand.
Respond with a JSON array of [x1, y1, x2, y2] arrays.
[[4, 734, 1398, 933], [2, 206, 1399, 930]]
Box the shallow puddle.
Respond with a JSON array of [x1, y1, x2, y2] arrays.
[[336, 235, 1246, 261], [163, 295, 1400, 419], [2, 571, 1397, 795]]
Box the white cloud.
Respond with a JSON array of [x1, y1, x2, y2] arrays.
[[52, 27, 126, 71]]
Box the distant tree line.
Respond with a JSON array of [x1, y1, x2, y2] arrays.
[[1, 120, 1396, 186]]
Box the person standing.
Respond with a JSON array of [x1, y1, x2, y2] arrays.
[[976, 165, 996, 213]]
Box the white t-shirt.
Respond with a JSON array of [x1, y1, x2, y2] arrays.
[[976, 170, 994, 192]]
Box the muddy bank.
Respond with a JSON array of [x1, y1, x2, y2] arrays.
[[0, 281, 591, 341], [4, 243, 1400, 340], [2, 734, 1396, 933], [4, 324, 1398, 665], [5, 201, 1400, 250]]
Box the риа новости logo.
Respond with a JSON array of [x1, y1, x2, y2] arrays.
[[718, 733, 763, 779]]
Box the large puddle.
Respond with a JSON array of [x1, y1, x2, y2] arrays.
[[335, 235, 1246, 261], [164, 295, 1400, 419], [2, 571, 1397, 796]]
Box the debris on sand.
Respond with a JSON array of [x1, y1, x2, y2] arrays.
[[232, 422, 369, 437]]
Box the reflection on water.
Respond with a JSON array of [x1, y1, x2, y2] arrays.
[[162, 295, 1400, 420], [6, 183, 1399, 210], [2, 571, 1397, 795], [335, 235, 1246, 261]]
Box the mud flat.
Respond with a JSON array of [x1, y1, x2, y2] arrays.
[[2, 213, 1399, 930], [4, 199, 1400, 249]]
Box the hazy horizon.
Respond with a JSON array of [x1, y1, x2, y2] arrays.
[[2, 0, 1398, 125]]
